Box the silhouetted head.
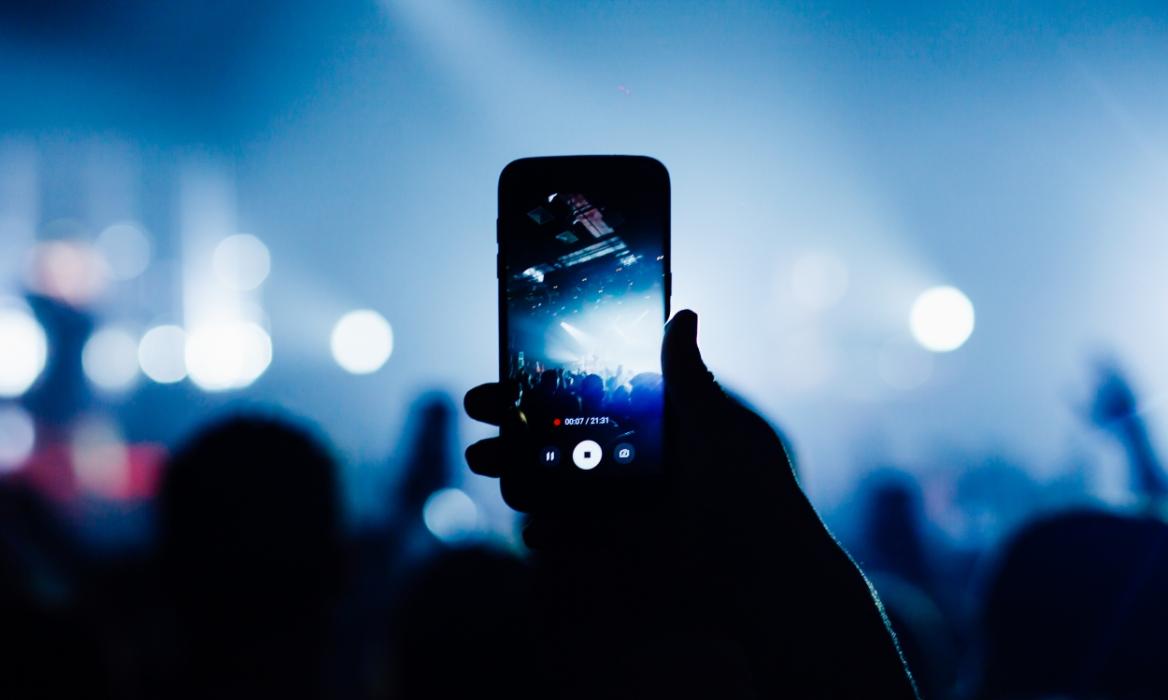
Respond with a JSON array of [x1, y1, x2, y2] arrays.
[[538, 370, 559, 393], [628, 373, 663, 418], [580, 374, 604, 400], [159, 415, 343, 611], [976, 510, 1168, 700]]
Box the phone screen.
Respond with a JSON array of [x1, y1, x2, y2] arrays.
[[499, 157, 669, 478]]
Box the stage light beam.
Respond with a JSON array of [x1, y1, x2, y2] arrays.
[[559, 320, 589, 343]]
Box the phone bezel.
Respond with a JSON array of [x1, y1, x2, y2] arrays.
[[496, 155, 672, 480]]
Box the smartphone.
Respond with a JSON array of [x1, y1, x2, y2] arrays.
[[498, 156, 671, 485]]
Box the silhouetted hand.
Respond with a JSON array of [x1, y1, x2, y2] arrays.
[[465, 310, 918, 699], [1088, 361, 1140, 430], [1085, 361, 1167, 498], [466, 310, 799, 547]]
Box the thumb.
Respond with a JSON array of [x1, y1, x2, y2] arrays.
[[662, 310, 720, 412]]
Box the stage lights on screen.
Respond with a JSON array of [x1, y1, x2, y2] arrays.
[[83, 326, 140, 392], [184, 322, 272, 391], [331, 310, 393, 374], [212, 234, 271, 291], [558, 320, 588, 343], [138, 325, 188, 384], [0, 302, 48, 397], [910, 286, 975, 352]]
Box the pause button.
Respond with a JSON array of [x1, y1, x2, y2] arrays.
[[539, 446, 560, 466]]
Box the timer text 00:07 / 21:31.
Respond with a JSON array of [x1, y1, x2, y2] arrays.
[[560, 416, 611, 426]]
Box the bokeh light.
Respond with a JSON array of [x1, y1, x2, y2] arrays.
[[422, 487, 480, 543], [71, 417, 130, 499], [138, 325, 188, 384], [331, 310, 393, 374], [909, 286, 975, 352], [0, 302, 48, 397], [185, 322, 273, 391], [27, 240, 108, 305], [0, 405, 36, 473], [212, 234, 271, 291], [83, 326, 140, 392], [95, 222, 152, 281]]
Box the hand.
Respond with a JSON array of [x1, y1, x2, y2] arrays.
[[465, 310, 917, 698], [465, 309, 806, 552], [1087, 360, 1140, 431], [1083, 360, 1167, 498]]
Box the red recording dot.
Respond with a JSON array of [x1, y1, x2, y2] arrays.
[[553, 418, 562, 427]]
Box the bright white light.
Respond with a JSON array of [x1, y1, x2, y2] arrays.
[[83, 326, 140, 392], [422, 488, 480, 543], [0, 405, 35, 473], [71, 417, 129, 499], [96, 222, 152, 280], [212, 234, 271, 291], [791, 252, 849, 312], [909, 286, 975, 352], [331, 310, 393, 374], [545, 302, 661, 376], [559, 320, 589, 343], [0, 305, 48, 397], [138, 325, 188, 384], [236, 323, 273, 385], [185, 322, 272, 391]]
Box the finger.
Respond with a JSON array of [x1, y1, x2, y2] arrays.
[[662, 309, 721, 413], [465, 438, 505, 478], [464, 382, 515, 426]]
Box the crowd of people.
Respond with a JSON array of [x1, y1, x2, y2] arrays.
[[2, 311, 1167, 699], [511, 364, 663, 426]]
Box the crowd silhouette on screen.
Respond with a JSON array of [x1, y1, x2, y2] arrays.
[[511, 364, 665, 429], [3, 311, 1168, 699]]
